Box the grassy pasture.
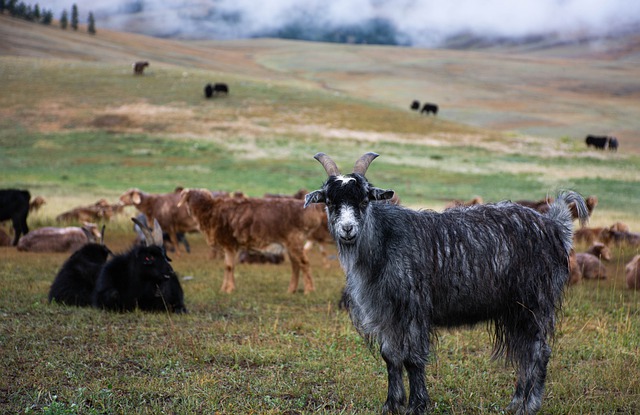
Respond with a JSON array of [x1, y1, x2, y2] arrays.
[[1, 16, 640, 414]]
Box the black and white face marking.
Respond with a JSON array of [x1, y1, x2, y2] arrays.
[[324, 174, 370, 245]]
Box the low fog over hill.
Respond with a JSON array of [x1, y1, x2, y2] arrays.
[[43, 0, 640, 48]]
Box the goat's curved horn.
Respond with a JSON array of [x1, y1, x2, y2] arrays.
[[352, 152, 379, 176], [314, 152, 340, 176], [132, 217, 153, 247]]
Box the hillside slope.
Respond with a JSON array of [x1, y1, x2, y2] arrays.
[[2, 14, 640, 150]]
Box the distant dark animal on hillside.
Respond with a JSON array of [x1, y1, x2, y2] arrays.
[[133, 61, 149, 75], [0, 189, 31, 246], [48, 226, 111, 307], [410, 100, 420, 110], [92, 218, 187, 313], [584, 135, 618, 151], [204, 83, 214, 98], [421, 102, 438, 115]]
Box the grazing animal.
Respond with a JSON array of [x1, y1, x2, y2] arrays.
[[444, 196, 483, 210], [625, 255, 640, 290], [585, 135, 608, 149], [133, 61, 149, 75], [17, 223, 101, 253], [420, 102, 438, 115], [213, 82, 229, 95], [178, 189, 326, 294], [607, 136, 618, 151], [573, 226, 604, 245], [56, 199, 123, 223], [29, 196, 46, 212], [0, 189, 31, 246], [410, 100, 420, 111], [567, 250, 582, 285], [238, 245, 286, 264], [119, 187, 199, 256], [575, 253, 607, 280], [305, 152, 588, 415], [585, 242, 611, 261], [204, 83, 214, 98], [48, 226, 111, 307], [92, 218, 187, 313], [599, 227, 640, 247]]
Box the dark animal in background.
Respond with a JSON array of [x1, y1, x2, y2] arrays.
[[133, 61, 149, 75], [48, 226, 111, 307], [305, 152, 588, 415], [585, 135, 608, 149], [213, 83, 229, 95], [410, 100, 420, 110], [607, 136, 618, 151], [0, 189, 31, 246], [92, 218, 187, 313], [420, 102, 438, 115], [204, 83, 214, 98]]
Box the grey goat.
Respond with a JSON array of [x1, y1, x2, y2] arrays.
[[305, 152, 588, 415]]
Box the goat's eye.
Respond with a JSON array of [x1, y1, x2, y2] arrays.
[[360, 200, 369, 210], [144, 255, 155, 264]]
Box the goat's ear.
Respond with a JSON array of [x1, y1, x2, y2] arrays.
[[368, 187, 395, 201], [132, 191, 141, 205], [304, 190, 325, 208]]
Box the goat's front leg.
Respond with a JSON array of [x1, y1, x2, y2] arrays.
[[405, 360, 429, 414], [381, 346, 406, 414]]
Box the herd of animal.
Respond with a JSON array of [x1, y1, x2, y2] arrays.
[[2, 147, 639, 414]]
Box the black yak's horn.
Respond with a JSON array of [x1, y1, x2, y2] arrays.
[[352, 152, 379, 176], [314, 152, 340, 176]]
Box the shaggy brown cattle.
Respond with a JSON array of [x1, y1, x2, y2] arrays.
[[56, 199, 123, 223], [574, 226, 604, 245], [178, 189, 326, 294], [133, 61, 149, 75], [625, 255, 640, 290], [119, 188, 199, 256]]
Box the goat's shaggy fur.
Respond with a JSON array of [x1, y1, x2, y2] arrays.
[[92, 219, 186, 313], [305, 152, 588, 415], [179, 189, 326, 294], [49, 241, 111, 306]]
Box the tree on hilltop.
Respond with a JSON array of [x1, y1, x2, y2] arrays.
[[88, 12, 96, 35], [71, 4, 78, 30], [60, 9, 67, 29]]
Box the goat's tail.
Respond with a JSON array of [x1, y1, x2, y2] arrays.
[[545, 190, 588, 255]]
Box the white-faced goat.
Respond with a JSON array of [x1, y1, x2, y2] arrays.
[[305, 152, 588, 415], [48, 226, 111, 307], [92, 218, 187, 313]]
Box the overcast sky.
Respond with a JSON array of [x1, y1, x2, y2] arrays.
[[46, 0, 640, 46]]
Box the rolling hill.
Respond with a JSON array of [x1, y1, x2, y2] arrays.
[[2, 13, 640, 152]]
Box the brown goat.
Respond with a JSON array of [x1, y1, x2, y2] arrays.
[[56, 199, 123, 223], [625, 255, 640, 290], [444, 196, 483, 210], [573, 226, 604, 245], [29, 196, 46, 212], [119, 188, 198, 256], [16, 223, 101, 253], [599, 227, 640, 247], [585, 242, 612, 261], [178, 188, 326, 294], [567, 250, 582, 285], [575, 253, 607, 280]]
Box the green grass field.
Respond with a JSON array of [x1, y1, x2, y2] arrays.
[[1, 15, 640, 414]]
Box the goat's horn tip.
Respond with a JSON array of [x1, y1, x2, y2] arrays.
[[313, 152, 327, 160]]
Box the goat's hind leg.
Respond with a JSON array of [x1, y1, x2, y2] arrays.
[[405, 359, 429, 414]]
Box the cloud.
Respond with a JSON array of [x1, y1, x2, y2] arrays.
[[44, 0, 640, 46]]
